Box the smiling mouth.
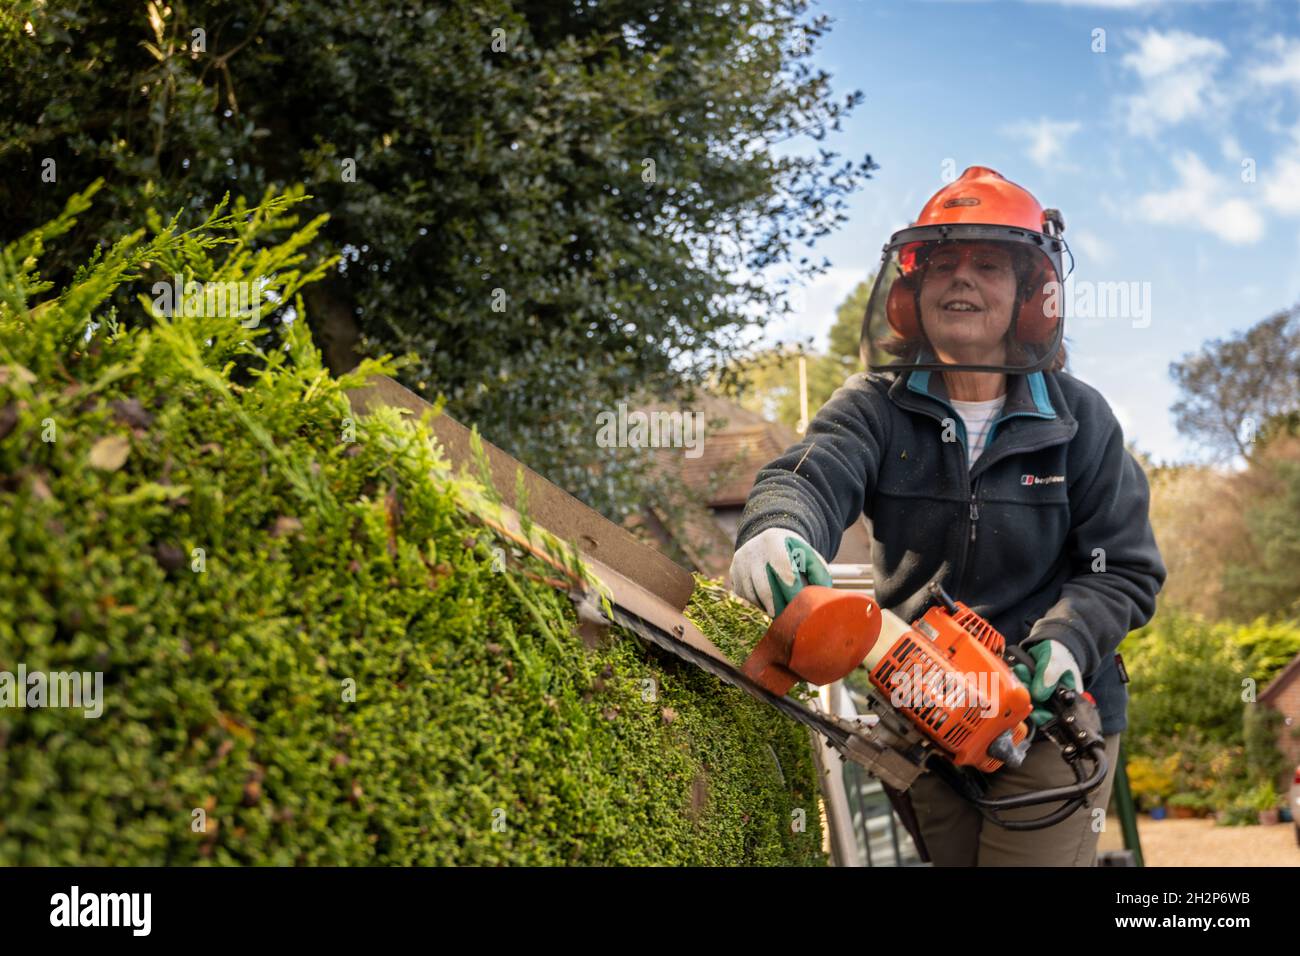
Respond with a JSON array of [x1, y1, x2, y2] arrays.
[[942, 301, 981, 312]]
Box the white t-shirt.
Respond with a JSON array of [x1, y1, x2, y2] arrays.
[[949, 394, 1007, 466]]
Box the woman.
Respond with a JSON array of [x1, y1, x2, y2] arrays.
[[728, 167, 1166, 866]]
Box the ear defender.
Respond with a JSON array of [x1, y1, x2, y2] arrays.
[[1013, 261, 1056, 344], [885, 273, 920, 339]]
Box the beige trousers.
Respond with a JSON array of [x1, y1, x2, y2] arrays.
[[906, 732, 1122, 867]]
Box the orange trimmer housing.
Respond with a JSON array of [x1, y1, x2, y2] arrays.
[[868, 600, 1033, 772], [741, 587, 882, 697], [741, 586, 1034, 774]]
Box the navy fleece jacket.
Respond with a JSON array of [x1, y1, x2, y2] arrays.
[[734, 367, 1167, 735]]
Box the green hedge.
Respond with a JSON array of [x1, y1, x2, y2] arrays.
[[0, 187, 824, 865]]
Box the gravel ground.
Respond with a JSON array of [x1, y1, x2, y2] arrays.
[[1097, 815, 1300, 867]]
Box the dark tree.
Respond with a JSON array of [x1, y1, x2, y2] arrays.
[[0, 0, 876, 516]]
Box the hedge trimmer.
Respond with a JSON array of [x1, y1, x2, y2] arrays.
[[475, 492, 1107, 831], [349, 375, 1108, 832], [598, 567, 1108, 831]]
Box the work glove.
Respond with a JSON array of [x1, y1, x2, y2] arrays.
[[728, 527, 833, 617], [1011, 640, 1084, 728]]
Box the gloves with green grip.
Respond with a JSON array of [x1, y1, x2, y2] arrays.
[[1012, 639, 1083, 728], [728, 528, 833, 617]]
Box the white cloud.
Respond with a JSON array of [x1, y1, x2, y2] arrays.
[[1109, 399, 1135, 438], [1072, 229, 1113, 265], [1261, 128, 1300, 215], [1022, 0, 1197, 7], [1002, 118, 1083, 169], [1120, 29, 1228, 136], [1123, 30, 1226, 80], [1134, 152, 1264, 244], [1247, 36, 1300, 89]]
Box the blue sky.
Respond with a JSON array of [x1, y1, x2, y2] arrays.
[[765, 0, 1300, 464]]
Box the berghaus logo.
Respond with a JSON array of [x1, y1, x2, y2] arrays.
[[1021, 474, 1065, 486]]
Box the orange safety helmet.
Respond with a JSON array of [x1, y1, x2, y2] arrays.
[[861, 166, 1071, 375]]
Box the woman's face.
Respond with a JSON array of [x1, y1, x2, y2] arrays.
[[917, 241, 1018, 364]]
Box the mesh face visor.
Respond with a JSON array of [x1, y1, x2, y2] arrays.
[[862, 224, 1069, 375]]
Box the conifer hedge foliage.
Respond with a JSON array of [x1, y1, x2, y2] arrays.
[[0, 186, 824, 865]]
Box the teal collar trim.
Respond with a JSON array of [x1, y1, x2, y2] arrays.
[[984, 372, 1055, 448], [905, 369, 966, 448], [906, 368, 1056, 417], [1026, 371, 1054, 417], [902, 367, 1058, 453]]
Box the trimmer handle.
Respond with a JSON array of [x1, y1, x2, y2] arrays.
[[942, 681, 1109, 831]]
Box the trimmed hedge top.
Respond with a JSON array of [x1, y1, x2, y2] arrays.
[[0, 187, 825, 865]]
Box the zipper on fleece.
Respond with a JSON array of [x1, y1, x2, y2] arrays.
[[955, 475, 980, 597], [892, 387, 981, 598]]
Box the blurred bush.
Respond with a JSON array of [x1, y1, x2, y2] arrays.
[[1122, 609, 1299, 822]]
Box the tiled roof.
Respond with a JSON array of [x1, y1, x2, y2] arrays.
[[1260, 651, 1300, 705], [633, 392, 873, 577], [643, 396, 800, 508]]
